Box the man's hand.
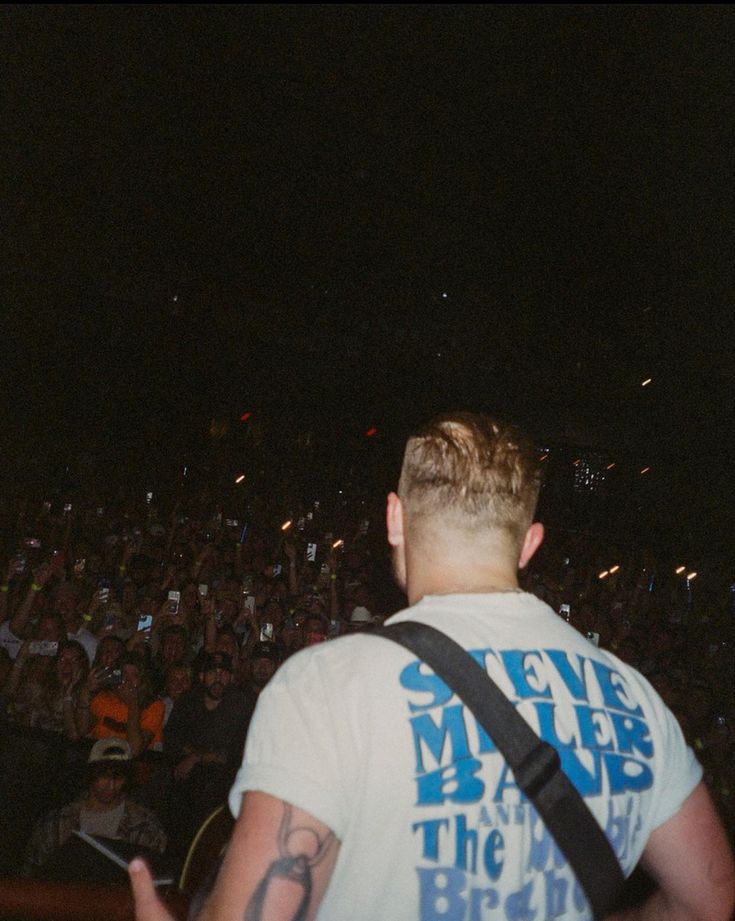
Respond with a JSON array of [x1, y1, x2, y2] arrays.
[[88, 588, 107, 615], [128, 858, 176, 921]]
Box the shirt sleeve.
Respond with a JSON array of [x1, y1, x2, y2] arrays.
[[228, 648, 349, 837], [621, 663, 703, 832], [650, 695, 702, 830]]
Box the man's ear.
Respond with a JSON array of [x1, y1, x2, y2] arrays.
[[386, 492, 404, 548], [518, 522, 544, 570]]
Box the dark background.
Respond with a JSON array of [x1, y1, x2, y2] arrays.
[[1, 6, 733, 564]]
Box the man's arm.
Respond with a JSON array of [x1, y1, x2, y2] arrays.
[[130, 791, 340, 921], [609, 781, 734, 921], [200, 791, 339, 921], [10, 562, 54, 638]]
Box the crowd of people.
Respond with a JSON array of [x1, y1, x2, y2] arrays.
[[0, 484, 732, 882]]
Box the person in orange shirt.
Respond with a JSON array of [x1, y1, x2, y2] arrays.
[[78, 652, 164, 755]]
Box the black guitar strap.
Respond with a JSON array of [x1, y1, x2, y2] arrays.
[[375, 620, 625, 920]]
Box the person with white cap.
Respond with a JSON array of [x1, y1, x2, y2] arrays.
[[21, 737, 166, 877]]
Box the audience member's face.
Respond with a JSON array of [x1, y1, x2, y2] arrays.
[[302, 617, 327, 645], [202, 665, 232, 701], [54, 591, 78, 625], [215, 633, 239, 662], [97, 637, 124, 669], [56, 646, 86, 685], [165, 665, 192, 700], [119, 662, 142, 698], [251, 656, 277, 690], [89, 768, 127, 809]]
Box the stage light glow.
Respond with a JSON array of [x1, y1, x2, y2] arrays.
[[599, 571, 609, 579], [640, 467, 650, 475], [365, 427, 377, 437], [606, 463, 616, 470], [609, 565, 620, 574], [281, 520, 292, 531], [235, 474, 245, 484], [641, 378, 652, 386], [687, 571, 698, 581], [332, 539, 344, 549], [240, 412, 252, 422]]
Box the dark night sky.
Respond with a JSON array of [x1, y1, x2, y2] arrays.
[[1, 5, 733, 529]]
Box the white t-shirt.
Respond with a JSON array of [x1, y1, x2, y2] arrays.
[[230, 593, 701, 921], [80, 800, 125, 838]]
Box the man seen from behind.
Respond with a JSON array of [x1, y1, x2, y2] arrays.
[[131, 412, 734, 921]]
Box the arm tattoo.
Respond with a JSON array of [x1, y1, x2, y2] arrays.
[[243, 803, 335, 921]]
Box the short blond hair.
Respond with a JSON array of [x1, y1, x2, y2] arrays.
[[398, 412, 542, 548]]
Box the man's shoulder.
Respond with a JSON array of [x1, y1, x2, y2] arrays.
[[275, 600, 488, 679], [266, 630, 410, 698], [285, 630, 396, 665]]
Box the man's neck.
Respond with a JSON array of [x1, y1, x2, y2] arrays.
[[408, 580, 521, 606], [405, 550, 519, 606]]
